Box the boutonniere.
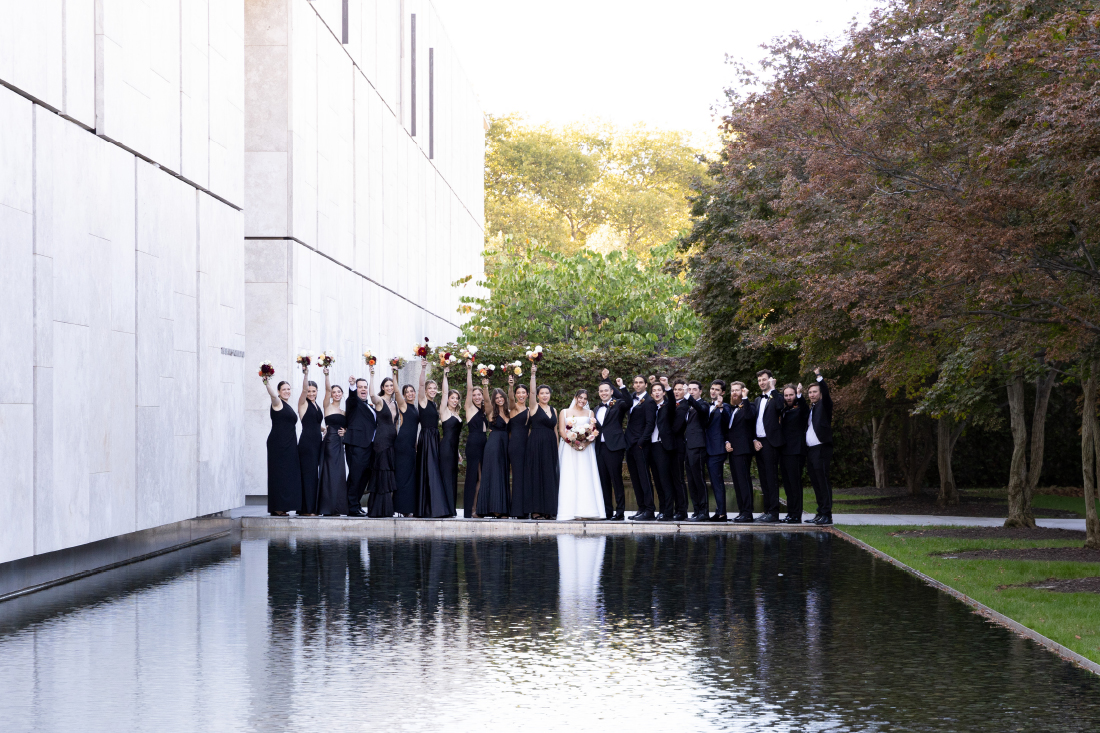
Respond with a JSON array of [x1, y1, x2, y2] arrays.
[[608, 399, 616, 407]]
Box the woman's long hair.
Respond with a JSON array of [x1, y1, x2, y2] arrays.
[[487, 387, 508, 421], [378, 376, 393, 397]]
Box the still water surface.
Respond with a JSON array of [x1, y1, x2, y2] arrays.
[[1, 531, 1097, 732]]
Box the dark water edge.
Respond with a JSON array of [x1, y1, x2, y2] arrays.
[[0, 531, 1097, 732]]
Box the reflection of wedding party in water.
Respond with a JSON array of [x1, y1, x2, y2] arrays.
[[262, 344, 836, 526]]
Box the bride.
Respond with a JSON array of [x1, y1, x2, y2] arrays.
[[556, 389, 606, 520]]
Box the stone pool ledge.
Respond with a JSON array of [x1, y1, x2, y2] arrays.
[[239, 515, 822, 535]]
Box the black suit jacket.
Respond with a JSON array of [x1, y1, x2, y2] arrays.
[[805, 377, 834, 446], [703, 400, 732, 456], [780, 395, 809, 456], [344, 391, 377, 448], [754, 389, 785, 448], [623, 388, 654, 448], [675, 396, 708, 451], [724, 401, 758, 456], [594, 389, 629, 452], [645, 398, 676, 450]]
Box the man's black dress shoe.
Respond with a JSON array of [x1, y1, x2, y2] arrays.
[[656, 512, 674, 521], [633, 510, 656, 521], [809, 513, 823, 524], [673, 512, 688, 521], [756, 512, 780, 523], [628, 512, 641, 520], [732, 513, 754, 523], [347, 507, 367, 517], [710, 514, 729, 522], [781, 515, 802, 524], [814, 515, 833, 525], [687, 513, 710, 522], [609, 511, 625, 521]]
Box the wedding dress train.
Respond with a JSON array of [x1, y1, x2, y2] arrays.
[[556, 416, 606, 520]]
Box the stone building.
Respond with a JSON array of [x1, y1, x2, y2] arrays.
[[0, 0, 484, 572]]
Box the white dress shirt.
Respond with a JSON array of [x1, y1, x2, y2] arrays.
[[596, 403, 608, 442], [756, 393, 769, 438], [651, 401, 663, 442]]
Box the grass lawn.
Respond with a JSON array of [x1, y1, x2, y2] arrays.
[[840, 525, 1100, 665]]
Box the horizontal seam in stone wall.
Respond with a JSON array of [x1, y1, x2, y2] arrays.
[[245, 236, 461, 329]]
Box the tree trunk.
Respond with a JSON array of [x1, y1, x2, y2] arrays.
[[936, 417, 965, 507], [1004, 371, 1035, 528], [1084, 360, 1100, 549], [900, 413, 934, 496], [1025, 370, 1057, 506], [897, 412, 911, 493], [872, 414, 889, 490]]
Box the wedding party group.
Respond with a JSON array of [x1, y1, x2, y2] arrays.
[[261, 352, 835, 525]]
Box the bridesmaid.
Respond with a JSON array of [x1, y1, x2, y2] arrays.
[[394, 378, 420, 517], [297, 364, 322, 516], [263, 376, 301, 516], [439, 366, 463, 517], [366, 366, 400, 518], [507, 375, 531, 518], [415, 359, 450, 517], [317, 368, 349, 516], [462, 361, 488, 518], [476, 385, 513, 518], [523, 364, 559, 519]]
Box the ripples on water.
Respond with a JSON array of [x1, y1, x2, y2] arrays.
[[0, 531, 1097, 732]]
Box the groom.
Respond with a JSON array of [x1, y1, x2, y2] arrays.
[[595, 369, 629, 520], [615, 374, 656, 521]]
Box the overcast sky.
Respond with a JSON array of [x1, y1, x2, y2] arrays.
[[432, 0, 883, 145]]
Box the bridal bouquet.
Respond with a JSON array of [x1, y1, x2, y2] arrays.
[[414, 337, 431, 358], [316, 351, 336, 369], [501, 360, 522, 377], [363, 350, 377, 366], [562, 417, 596, 452], [295, 351, 312, 369], [476, 363, 495, 378], [390, 356, 407, 369], [461, 344, 479, 361], [439, 351, 458, 367], [525, 345, 544, 363], [258, 361, 275, 380]]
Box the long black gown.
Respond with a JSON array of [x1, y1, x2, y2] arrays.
[[367, 402, 398, 518], [476, 413, 511, 517], [440, 415, 462, 517], [317, 412, 348, 515], [523, 406, 559, 517], [394, 402, 419, 516], [267, 400, 301, 514], [463, 411, 487, 518], [297, 399, 323, 514], [507, 409, 530, 517], [416, 400, 451, 517]]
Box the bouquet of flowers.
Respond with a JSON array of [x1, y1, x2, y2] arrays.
[[461, 344, 479, 361], [562, 417, 597, 452], [476, 363, 496, 378], [258, 361, 275, 380], [439, 351, 458, 368], [501, 360, 522, 377], [363, 350, 377, 367], [295, 351, 312, 369], [316, 351, 335, 368], [525, 345, 545, 363], [390, 356, 407, 369], [414, 337, 431, 359]]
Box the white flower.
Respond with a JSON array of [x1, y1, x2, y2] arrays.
[[535, 345, 543, 353]]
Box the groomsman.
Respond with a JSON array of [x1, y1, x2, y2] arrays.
[[345, 375, 377, 517], [677, 380, 711, 521], [805, 368, 834, 525], [752, 369, 786, 522], [724, 381, 758, 523], [703, 380, 733, 522], [645, 382, 678, 521], [667, 379, 692, 521], [595, 370, 629, 521], [616, 375, 656, 521], [779, 383, 809, 523]]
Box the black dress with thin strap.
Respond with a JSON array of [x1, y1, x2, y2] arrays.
[[476, 413, 511, 517], [440, 415, 462, 517], [317, 412, 349, 515], [416, 400, 451, 517], [367, 402, 398, 518], [507, 409, 530, 517], [463, 411, 487, 518], [394, 402, 419, 515], [523, 406, 559, 517], [267, 400, 301, 513], [297, 399, 323, 514]]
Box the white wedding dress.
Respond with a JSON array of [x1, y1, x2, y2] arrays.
[[556, 414, 606, 520]]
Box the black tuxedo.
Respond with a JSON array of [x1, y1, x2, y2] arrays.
[[675, 396, 708, 514], [621, 387, 655, 512], [724, 401, 757, 515], [645, 398, 676, 513], [805, 377, 834, 515], [753, 389, 785, 515], [703, 400, 732, 517], [780, 395, 809, 519], [594, 388, 629, 515], [344, 391, 378, 512]]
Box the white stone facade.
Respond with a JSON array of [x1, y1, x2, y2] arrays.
[[0, 0, 485, 566]]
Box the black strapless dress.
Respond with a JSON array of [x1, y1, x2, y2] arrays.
[[368, 402, 398, 517], [298, 400, 323, 513], [523, 406, 559, 517], [394, 402, 419, 515], [317, 412, 349, 515], [416, 400, 450, 517], [440, 415, 462, 517], [463, 411, 487, 518], [508, 410, 530, 517], [267, 400, 301, 514], [476, 414, 511, 517]]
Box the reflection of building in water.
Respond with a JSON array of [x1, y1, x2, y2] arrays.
[[557, 534, 606, 632]]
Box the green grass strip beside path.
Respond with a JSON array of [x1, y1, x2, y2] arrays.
[[839, 525, 1100, 666]]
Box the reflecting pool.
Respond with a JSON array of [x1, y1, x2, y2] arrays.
[[1, 531, 1098, 732]]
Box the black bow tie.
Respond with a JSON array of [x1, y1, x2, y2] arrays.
[[601, 402, 611, 407]]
